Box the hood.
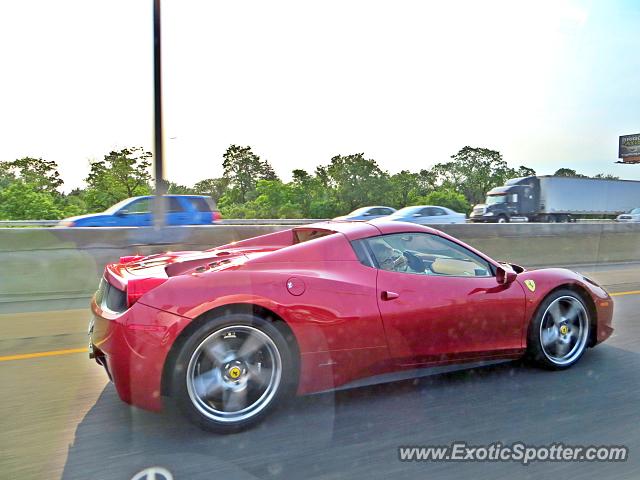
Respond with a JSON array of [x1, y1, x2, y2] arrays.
[[60, 213, 106, 222]]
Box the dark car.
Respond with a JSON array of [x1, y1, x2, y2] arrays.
[[59, 195, 222, 227]]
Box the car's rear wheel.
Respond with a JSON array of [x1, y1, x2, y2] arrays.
[[172, 313, 295, 433], [526, 290, 590, 369]]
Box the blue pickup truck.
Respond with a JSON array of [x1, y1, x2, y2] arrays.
[[58, 195, 222, 227]]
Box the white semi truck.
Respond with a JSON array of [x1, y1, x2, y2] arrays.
[[470, 175, 640, 223]]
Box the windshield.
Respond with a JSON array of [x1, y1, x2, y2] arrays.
[[392, 207, 421, 216], [629, 208, 640, 214], [347, 207, 372, 215], [103, 198, 136, 214], [486, 194, 507, 205]]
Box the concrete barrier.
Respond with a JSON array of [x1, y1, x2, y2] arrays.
[[0, 223, 638, 306]]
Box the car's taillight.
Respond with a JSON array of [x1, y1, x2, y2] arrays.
[[126, 277, 167, 307], [212, 211, 222, 223]]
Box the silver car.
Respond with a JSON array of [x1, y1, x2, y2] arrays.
[[333, 206, 397, 221], [386, 205, 466, 225], [615, 207, 640, 222]]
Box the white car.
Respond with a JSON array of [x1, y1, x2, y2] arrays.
[[616, 207, 640, 222], [386, 205, 467, 225], [333, 206, 396, 221]]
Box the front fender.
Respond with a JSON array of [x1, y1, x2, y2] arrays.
[[515, 268, 613, 346]]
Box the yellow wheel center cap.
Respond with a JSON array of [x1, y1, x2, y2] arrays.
[[228, 366, 242, 379], [560, 325, 569, 335]]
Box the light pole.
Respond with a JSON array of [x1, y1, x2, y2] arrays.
[[152, 0, 166, 229]]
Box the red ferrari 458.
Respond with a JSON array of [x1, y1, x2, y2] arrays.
[[89, 221, 613, 432]]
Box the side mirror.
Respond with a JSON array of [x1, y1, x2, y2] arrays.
[[496, 265, 517, 285], [362, 212, 371, 216], [114, 209, 127, 217], [412, 213, 422, 217]]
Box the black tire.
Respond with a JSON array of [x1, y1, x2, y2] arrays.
[[526, 289, 590, 370], [171, 313, 296, 433], [496, 215, 509, 223]]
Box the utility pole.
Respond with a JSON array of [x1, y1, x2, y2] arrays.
[[152, 0, 166, 228]]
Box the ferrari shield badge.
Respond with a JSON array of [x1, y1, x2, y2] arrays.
[[524, 279, 536, 292]]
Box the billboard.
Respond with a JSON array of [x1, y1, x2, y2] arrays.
[[618, 134, 640, 163]]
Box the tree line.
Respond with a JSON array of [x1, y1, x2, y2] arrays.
[[0, 145, 618, 220]]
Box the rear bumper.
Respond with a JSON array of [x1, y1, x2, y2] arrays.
[[89, 299, 191, 411]]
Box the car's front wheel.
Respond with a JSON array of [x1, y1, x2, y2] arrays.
[[526, 290, 590, 369], [172, 313, 295, 433]]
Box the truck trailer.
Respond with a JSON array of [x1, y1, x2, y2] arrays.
[[469, 175, 640, 223]]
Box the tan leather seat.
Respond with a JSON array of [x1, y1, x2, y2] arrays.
[[431, 258, 478, 276]]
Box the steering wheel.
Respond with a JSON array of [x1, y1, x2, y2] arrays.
[[403, 251, 425, 273]]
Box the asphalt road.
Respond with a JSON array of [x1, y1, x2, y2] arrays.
[[1, 263, 639, 480]]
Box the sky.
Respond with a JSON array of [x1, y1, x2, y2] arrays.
[[0, 0, 638, 192]]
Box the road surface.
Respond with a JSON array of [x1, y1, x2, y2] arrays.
[[1, 262, 639, 480]]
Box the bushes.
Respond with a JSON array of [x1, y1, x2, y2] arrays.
[[421, 189, 470, 213]]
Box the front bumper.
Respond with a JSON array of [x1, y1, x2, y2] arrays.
[[594, 293, 614, 345], [89, 298, 191, 412]]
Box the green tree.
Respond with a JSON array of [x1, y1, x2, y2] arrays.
[[3, 157, 63, 194], [289, 169, 338, 217], [84, 147, 152, 211], [0, 181, 62, 220], [57, 188, 88, 217], [322, 153, 388, 212], [513, 166, 536, 177], [193, 177, 230, 202], [222, 145, 278, 203], [0, 162, 17, 190], [431, 147, 516, 205], [422, 188, 470, 213], [388, 170, 426, 208], [251, 180, 302, 218], [166, 182, 195, 194], [593, 173, 619, 180], [553, 168, 586, 177]]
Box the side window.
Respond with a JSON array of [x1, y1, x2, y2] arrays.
[[188, 197, 212, 212], [125, 199, 151, 214], [418, 208, 430, 216], [363, 233, 493, 277], [167, 197, 186, 213], [381, 208, 394, 215], [430, 207, 447, 216], [351, 239, 376, 268]]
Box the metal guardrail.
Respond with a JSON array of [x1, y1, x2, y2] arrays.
[[0, 218, 620, 227], [0, 219, 326, 227], [0, 220, 60, 227], [220, 219, 326, 225]]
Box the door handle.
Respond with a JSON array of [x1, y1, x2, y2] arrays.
[[381, 290, 399, 301]]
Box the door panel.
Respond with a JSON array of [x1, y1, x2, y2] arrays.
[[376, 270, 526, 365], [166, 197, 191, 225]]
